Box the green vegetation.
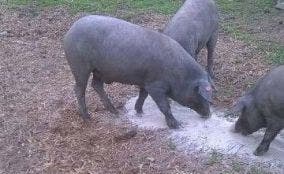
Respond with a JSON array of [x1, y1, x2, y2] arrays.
[[5, 0, 283, 64], [6, 0, 182, 14], [247, 166, 272, 174], [216, 0, 284, 64], [268, 44, 284, 64], [205, 150, 223, 166]]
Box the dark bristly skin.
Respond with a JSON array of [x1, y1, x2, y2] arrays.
[[163, 0, 219, 78], [234, 65, 284, 156], [63, 15, 213, 129]]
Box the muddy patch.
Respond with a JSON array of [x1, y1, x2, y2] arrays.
[[125, 96, 284, 168]]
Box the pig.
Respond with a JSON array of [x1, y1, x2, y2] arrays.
[[234, 65, 284, 155], [163, 0, 219, 78], [63, 15, 213, 129]]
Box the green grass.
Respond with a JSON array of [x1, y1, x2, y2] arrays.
[[6, 0, 283, 64], [216, 0, 284, 65], [267, 45, 284, 64], [6, 0, 182, 14], [217, 0, 274, 18], [205, 150, 223, 166]]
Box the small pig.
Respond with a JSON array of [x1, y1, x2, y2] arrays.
[[234, 65, 284, 155], [163, 0, 219, 78], [63, 15, 213, 129]]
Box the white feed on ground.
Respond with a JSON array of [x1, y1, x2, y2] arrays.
[[125, 96, 284, 166]]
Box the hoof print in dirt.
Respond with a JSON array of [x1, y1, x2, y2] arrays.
[[114, 128, 138, 142], [110, 112, 119, 118]]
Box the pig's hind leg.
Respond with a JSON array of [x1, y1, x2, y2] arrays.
[[206, 31, 218, 79], [73, 69, 91, 121], [91, 73, 118, 115], [135, 88, 148, 114]]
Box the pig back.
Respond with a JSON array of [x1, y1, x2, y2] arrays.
[[163, 0, 218, 53], [64, 15, 201, 86], [254, 66, 284, 119]]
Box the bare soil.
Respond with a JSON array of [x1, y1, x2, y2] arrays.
[[0, 6, 278, 174]]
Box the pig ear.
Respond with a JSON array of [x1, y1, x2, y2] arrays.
[[198, 82, 213, 103], [233, 95, 253, 112], [233, 100, 245, 113]]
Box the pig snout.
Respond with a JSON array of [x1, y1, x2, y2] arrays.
[[234, 122, 242, 133], [234, 122, 250, 136], [197, 107, 211, 118]]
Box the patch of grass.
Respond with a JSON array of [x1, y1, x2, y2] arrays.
[[247, 166, 271, 174], [222, 24, 284, 64], [126, 0, 181, 14], [205, 150, 223, 166], [216, 0, 284, 65], [267, 45, 284, 64], [217, 0, 274, 17], [231, 161, 244, 173], [6, 0, 182, 14]]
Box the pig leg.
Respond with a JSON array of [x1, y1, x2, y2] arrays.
[[91, 74, 118, 114], [135, 88, 148, 114], [73, 70, 91, 121], [145, 83, 180, 129], [206, 31, 218, 78], [254, 125, 281, 156]]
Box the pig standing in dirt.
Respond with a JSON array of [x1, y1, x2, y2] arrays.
[[163, 0, 219, 78], [63, 15, 213, 129], [234, 65, 284, 155]]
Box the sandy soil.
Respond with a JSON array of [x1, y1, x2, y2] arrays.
[[125, 97, 284, 171], [0, 6, 279, 174]]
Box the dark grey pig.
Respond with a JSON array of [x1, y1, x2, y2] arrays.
[[63, 15, 213, 129], [163, 0, 219, 78], [234, 65, 284, 155]]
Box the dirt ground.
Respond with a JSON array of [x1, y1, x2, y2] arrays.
[[0, 6, 281, 174]]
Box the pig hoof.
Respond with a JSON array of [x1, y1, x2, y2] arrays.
[[135, 108, 143, 114], [253, 147, 268, 156], [166, 119, 180, 129], [109, 108, 119, 115], [82, 113, 91, 122], [136, 112, 143, 117], [200, 115, 210, 119]]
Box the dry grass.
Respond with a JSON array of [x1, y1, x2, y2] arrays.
[[1, 6, 275, 174]]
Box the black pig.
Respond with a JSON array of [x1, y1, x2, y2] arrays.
[[63, 15, 213, 129], [163, 0, 219, 78], [235, 65, 284, 155]]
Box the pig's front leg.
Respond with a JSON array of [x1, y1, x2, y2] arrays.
[[145, 82, 180, 129], [135, 88, 148, 114], [254, 124, 281, 156]]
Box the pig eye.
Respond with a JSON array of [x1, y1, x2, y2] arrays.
[[197, 85, 212, 103], [205, 86, 212, 91]]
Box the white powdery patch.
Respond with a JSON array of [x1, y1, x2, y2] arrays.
[[125, 96, 284, 166]]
